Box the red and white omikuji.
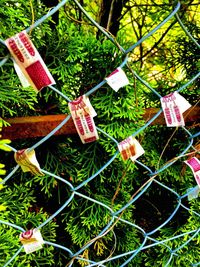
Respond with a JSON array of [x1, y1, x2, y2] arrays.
[[106, 67, 129, 92], [118, 136, 144, 162], [185, 157, 200, 187], [161, 91, 191, 127], [5, 31, 55, 91], [20, 229, 44, 254], [68, 95, 99, 144], [14, 148, 44, 176]]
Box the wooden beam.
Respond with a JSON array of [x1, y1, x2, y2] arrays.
[[1, 115, 77, 140], [1, 107, 199, 140], [143, 106, 199, 125]]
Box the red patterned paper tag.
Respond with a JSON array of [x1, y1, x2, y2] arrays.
[[106, 67, 129, 92], [5, 31, 55, 91], [185, 157, 200, 187], [14, 149, 44, 176], [20, 229, 44, 254], [161, 92, 191, 127], [68, 95, 99, 144], [118, 136, 144, 161]]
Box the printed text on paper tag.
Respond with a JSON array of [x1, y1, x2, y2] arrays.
[[68, 95, 99, 144], [14, 149, 44, 176], [20, 229, 44, 254], [161, 92, 191, 127], [106, 67, 129, 92], [185, 157, 200, 187], [118, 136, 144, 161], [5, 31, 55, 91]]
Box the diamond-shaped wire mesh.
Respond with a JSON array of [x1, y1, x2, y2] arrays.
[[0, 1, 199, 266]]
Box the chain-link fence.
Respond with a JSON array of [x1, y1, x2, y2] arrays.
[[0, 0, 199, 266]]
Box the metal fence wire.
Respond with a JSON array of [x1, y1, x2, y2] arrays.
[[0, 0, 200, 266]]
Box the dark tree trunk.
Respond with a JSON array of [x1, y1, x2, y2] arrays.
[[41, 0, 59, 29], [98, 0, 124, 37]]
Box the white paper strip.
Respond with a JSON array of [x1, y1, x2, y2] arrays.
[[161, 92, 191, 127], [14, 149, 44, 176], [69, 95, 99, 144], [118, 136, 144, 161], [5, 31, 55, 91], [106, 67, 129, 92], [20, 229, 44, 254]]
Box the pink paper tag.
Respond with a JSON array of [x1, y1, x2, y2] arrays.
[[185, 157, 200, 187], [161, 92, 191, 127], [5, 31, 55, 91], [68, 95, 99, 144]]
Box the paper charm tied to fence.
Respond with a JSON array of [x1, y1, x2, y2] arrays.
[[118, 136, 144, 161], [68, 95, 99, 144], [20, 229, 44, 254], [106, 67, 129, 92], [184, 157, 200, 187], [14, 149, 44, 176], [5, 31, 55, 91], [161, 91, 191, 127]]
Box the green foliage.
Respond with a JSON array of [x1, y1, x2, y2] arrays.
[[0, 0, 52, 117], [0, 119, 11, 184], [0, 0, 199, 266], [0, 183, 57, 266], [144, 213, 200, 267]]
